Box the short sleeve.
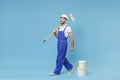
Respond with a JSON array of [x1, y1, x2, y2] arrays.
[[64, 26, 72, 37], [66, 26, 72, 33]]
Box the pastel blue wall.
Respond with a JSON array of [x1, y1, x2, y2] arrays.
[[0, 0, 120, 80]]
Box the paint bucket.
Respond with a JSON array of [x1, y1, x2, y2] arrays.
[[78, 60, 86, 67], [77, 60, 87, 77], [77, 69, 86, 76]]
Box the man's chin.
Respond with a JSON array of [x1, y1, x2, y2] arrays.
[[60, 22, 65, 24]]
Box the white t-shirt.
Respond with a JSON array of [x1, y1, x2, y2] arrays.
[[58, 25, 72, 38]]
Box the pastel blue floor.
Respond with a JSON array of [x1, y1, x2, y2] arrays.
[[0, 0, 120, 80], [0, 64, 120, 80]]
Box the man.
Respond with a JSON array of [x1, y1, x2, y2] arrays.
[[49, 14, 74, 76]]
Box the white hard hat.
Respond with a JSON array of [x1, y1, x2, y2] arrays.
[[60, 14, 68, 20]]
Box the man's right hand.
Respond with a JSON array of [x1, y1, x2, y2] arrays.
[[53, 30, 58, 38], [53, 30, 57, 34]]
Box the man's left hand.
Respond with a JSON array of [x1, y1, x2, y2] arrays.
[[70, 47, 74, 52]]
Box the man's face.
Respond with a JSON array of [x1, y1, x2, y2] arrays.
[[60, 17, 66, 24]]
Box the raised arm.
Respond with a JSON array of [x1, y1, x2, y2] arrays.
[[53, 30, 58, 38]]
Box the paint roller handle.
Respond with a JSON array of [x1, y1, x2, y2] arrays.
[[43, 26, 60, 42], [43, 31, 54, 42]]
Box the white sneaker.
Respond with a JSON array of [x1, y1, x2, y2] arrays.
[[49, 72, 56, 76], [68, 69, 74, 74]]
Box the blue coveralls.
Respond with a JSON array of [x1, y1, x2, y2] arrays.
[[54, 25, 73, 75]]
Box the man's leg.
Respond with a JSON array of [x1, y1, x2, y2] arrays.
[[53, 45, 66, 74], [64, 57, 73, 71]]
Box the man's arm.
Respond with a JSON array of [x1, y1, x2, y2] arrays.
[[53, 30, 58, 38], [69, 32, 74, 51]]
